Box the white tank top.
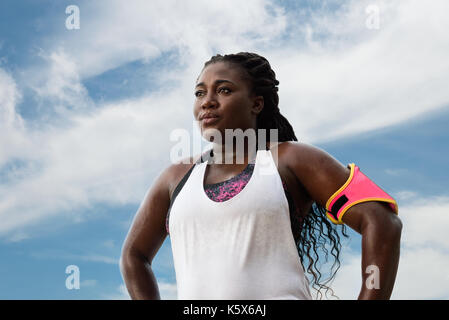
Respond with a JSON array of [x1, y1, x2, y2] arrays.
[[168, 148, 313, 300]]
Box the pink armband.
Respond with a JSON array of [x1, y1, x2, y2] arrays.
[[325, 163, 399, 225]]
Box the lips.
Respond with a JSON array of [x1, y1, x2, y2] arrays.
[[202, 117, 220, 125], [199, 113, 219, 120], [199, 113, 220, 126]]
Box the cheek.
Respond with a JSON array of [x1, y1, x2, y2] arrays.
[[193, 101, 201, 117], [222, 96, 247, 117]]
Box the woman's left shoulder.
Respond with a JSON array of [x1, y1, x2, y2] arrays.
[[272, 141, 351, 207], [273, 141, 341, 169]]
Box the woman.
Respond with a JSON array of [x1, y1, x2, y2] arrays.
[[120, 52, 402, 300]]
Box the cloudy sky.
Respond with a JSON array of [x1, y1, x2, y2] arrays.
[[0, 0, 448, 299]]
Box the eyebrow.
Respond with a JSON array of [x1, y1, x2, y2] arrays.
[[195, 79, 235, 88]]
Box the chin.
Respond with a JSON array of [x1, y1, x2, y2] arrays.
[[202, 127, 223, 143]]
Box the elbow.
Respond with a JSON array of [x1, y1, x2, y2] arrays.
[[119, 249, 130, 276], [390, 214, 403, 242], [379, 214, 403, 245], [120, 246, 150, 273], [119, 245, 132, 275], [391, 214, 403, 233], [384, 206, 403, 235], [119, 253, 128, 275], [361, 204, 403, 239]]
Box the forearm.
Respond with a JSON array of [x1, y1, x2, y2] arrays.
[[358, 215, 402, 299], [120, 253, 161, 300]]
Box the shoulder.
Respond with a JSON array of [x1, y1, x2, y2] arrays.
[[163, 153, 204, 200], [274, 141, 351, 206], [276, 141, 346, 173], [275, 141, 337, 165]]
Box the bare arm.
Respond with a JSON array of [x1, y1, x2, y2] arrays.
[[284, 142, 402, 300], [119, 166, 172, 300], [343, 201, 402, 299]]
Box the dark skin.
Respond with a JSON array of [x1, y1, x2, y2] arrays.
[[120, 62, 402, 300]]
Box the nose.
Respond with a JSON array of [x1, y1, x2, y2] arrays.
[[200, 91, 218, 110]]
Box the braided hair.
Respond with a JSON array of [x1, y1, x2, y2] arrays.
[[202, 52, 349, 299]]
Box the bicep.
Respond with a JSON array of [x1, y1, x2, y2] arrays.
[[122, 167, 172, 264]]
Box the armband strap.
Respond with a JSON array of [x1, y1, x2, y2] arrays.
[[325, 163, 399, 225]]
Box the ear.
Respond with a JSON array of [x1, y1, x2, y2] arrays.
[[251, 95, 264, 115]]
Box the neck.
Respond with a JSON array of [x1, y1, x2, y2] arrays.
[[210, 142, 257, 165]]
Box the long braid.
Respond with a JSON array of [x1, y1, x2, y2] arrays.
[[202, 52, 349, 299]]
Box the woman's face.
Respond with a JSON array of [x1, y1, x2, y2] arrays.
[[193, 61, 263, 142]]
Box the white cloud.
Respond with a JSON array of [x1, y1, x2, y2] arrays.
[[102, 284, 131, 300], [80, 279, 98, 288], [394, 190, 418, 201], [0, 90, 191, 236], [331, 195, 449, 299], [42, 0, 287, 79], [101, 240, 116, 249], [102, 282, 177, 300], [158, 281, 178, 300], [385, 169, 410, 177], [4, 231, 30, 243], [75, 254, 119, 265], [31, 250, 119, 265], [30, 48, 93, 117], [392, 247, 449, 300], [325, 248, 362, 300], [0, 68, 31, 167], [398, 196, 449, 252], [0, 69, 22, 128]]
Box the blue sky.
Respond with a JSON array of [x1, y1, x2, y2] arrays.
[[1, 0, 448, 299]]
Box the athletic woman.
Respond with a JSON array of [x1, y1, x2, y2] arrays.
[[120, 52, 402, 300]]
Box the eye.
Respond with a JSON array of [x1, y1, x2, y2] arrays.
[[194, 90, 204, 97], [218, 87, 231, 94]]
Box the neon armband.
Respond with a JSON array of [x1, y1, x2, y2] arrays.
[[325, 163, 399, 225]]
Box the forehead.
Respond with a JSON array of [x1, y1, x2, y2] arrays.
[[196, 62, 247, 85]]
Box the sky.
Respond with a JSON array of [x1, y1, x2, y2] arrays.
[[0, 0, 448, 300]]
